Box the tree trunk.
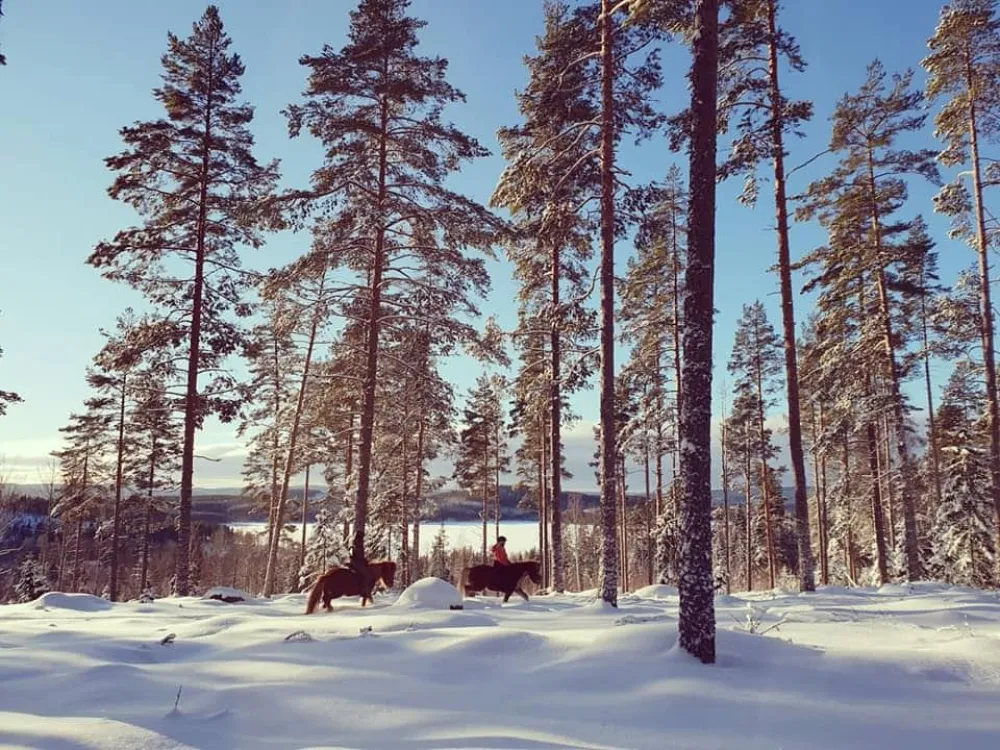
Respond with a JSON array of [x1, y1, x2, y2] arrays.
[[919, 271, 943, 509], [755, 361, 777, 590], [300, 464, 310, 580], [352, 90, 392, 596], [494, 418, 501, 541], [140, 439, 156, 594], [966, 78, 1000, 581], [73, 515, 83, 592], [745, 427, 753, 592], [550, 241, 565, 592], [263, 289, 322, 597], [596, 0, 619, 607], [343, 413, 354, 545], [811, 404, 829, 586], [482, 443, 489, 565], [842, 432, 857, 584], [655, 367, 665, 519], [401, 427, 410, 585], [721, 417, 731, 594], [644, 441, 653, 586], [866, 152, 921, 580], [176, 36, 217, 597], [265, 332, 282, 561], [109, 373, 127, 602], [412, 416, 426, 583], [677, 0, 719, 664], [881, 415, 897, 553], [766, 0, 814, 592], [866, 418, 890, 585], [537, 448, 545, 579], [541, 422, 550, 587], [619, 453, 629, 593], [672, 214, 684, 474]]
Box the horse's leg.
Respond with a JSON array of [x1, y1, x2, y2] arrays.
[[516, 587, 529, 601], [502, 589, 512, 603], [322, 589, 332, 612]]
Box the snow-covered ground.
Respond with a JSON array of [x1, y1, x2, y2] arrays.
[[2, 582, 1000, 749]]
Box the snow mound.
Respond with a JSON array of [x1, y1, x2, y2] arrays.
[[33, 592, 112, 612], [635, 584, 678, 599], [201, 586, 252, 602], [393, 577, 463, 609]]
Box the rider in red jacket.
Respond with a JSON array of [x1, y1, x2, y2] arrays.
[[491, 536, 510, 566]]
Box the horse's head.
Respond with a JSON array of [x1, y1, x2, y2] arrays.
[[524, 560, 542, 586]]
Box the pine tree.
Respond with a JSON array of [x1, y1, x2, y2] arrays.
[[924, 0, 1000, 574], [728, 301, 784, 588], [51, 403, 113, 591], [126, 375, 180, 595], [719, 0, 816, 592], [239, 298, 296, 556], [933, 430, 996, 587], [285, 0, 502, 584], [429, 524, 450, 581], [678, 0, 719, 664], [260, 264, 330, 597], [621, 165, 686, 583], [454, 376, 506, 564], [88, 6, 280, 595], [492, 0, 599, 594], [798, 60, 940, 582], [14, 556, 49, 603]]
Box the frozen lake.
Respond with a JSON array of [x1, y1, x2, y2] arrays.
[[226, 518, 542, 556]]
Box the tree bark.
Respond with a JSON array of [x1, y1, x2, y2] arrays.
[[412, 415, 426, 583], [596, 0, 619, 607], [300, 464, 310, 581], [482, 441, 489, 564], [550, 241, 565, 592], [352, 86, 392, 599], [766, 0, 814, 592], [919, 271, 943, 509], [401, 425, 410, 585], [866, 417, 890, 584], [966, 68, 1000, 580], [343, 413, 354, 545], [721, 416, 731, 594], [754, 355, 777, 590], [109, 373, 127, 602], [866, 151, 921, 580], [842, 432, 858, 584], [677, 0, 719, 664], [176, 34, 217, 597], [745, 427, 753, 592]]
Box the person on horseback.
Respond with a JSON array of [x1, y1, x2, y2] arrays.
[[491, 536, 510, 566]]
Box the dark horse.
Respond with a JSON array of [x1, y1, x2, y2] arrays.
[[460, 560, 542, 603], [305, 560, 397, 614]]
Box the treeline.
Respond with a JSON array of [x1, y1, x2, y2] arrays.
[[3, 0, 1000, 665]]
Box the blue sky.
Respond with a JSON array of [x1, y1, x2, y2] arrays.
[[0, 0, 974, 490]]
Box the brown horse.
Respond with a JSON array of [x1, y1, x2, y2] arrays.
[[460, 560, 542, 603], [305, 560, 397, 614]]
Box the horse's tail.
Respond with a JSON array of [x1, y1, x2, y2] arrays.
[[305, 572, 326, 615]]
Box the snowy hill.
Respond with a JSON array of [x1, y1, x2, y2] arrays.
[[2, 583, 999, 748]]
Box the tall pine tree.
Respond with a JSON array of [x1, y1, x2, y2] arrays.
[[88, 6, 279, 595], [285, 0, 502, 584], [924, 0, 1000, 575]]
